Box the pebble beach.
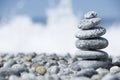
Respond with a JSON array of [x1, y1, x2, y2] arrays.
[[0, 53, 120, 80]]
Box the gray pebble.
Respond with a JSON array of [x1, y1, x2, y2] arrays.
[[75, 68, 97, 77], [9, 75, 20, 80], [3, 54, 14, 61], [26, 52, 37, 58], [90, 18, 101, 26], [102, 74, 119, 80], [78, 19, 94, 29], [96, 68, 109, 76], [70, 77, 91, 80], [84, 11, 97, 19], [78, 18, 101, 30], [58, 60, 68, 68], [0, 68, 20, 76], [91, 74, 102, 80], [45, 60, 58, 68], [112, 56, 120, 66], [75, 27, 106, 39], [48, 66, 60, 74], [75, 50, 108, 60], [3, 59, 16, 68], [69, 62, 81, 71], [0, 77, 7, 80], [45, 74, 61, 80], [36, 76, 45, 80], [75, 37, 108, 49], [77, 60, 110, 69], [47, 53, 59, 61], [21, 73, 36, 80], [59, 68, 74, 76]]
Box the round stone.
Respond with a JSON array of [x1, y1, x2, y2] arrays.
[[102, 74, 119, 80], [78, 18, 101, 30], [96, 68, 109, 76], [90, 18, 101, 26], [112, 56, 120, 66], [77, 60, 110, 69], [78, 19, 94, 30], [35, 66, 46, 75], [91, 74, 102, 80], [75, 27, 106, 39], [75, 50, 108, 60], [3, 59, 16, 68], [110, 66, 120, 73], [9, 75, 20, 80], [21, 73, 36, 80], [70, 77, 91, 80], [75, 37, 108, 49], [48, 66, 60, 74], [84, 11, 97, 19], [76, 68, 97, 77]]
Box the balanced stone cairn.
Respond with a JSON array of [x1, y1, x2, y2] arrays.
[[75, 11, 110, 69]]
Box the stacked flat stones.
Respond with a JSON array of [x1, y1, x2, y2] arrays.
[[75, 11, 109, 69]]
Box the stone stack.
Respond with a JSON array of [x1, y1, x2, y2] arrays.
[[75, 11, 110, 69]]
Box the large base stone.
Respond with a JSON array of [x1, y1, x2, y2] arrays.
[[77, 60, 111, 69], [75, 50, 108, 60]]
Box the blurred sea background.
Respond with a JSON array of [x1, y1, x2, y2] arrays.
[[0, 0, 120, 56]]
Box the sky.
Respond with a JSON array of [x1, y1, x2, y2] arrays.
[[0, 0, 120, 56], [0, 0, 120, 25]]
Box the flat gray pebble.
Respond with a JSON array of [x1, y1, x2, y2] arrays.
[[78, 18, 101, 30], [84, 11, 97, 19], [75, 68, 97, 77], [102, 74, 119, 80], [70, 77, 91, 80], [3, 59, 16, 68], [75, 27, 106, 39], [77, 60, 110, 69], [75, 37, 108, 49], [48, 66, 60, 74]]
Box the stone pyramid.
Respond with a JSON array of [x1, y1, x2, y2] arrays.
[[75, 11, 110, 69]]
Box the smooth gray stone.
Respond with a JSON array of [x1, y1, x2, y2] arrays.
[[102, 74, 119, 80], [48, 66, 60, 74], [0, 77, 7, 80], [77, 60, 110, 69], [0, 68, 19, 76], [9, 75, 20, 80], [59, 68, 74, 76], [75, 37, 108, 49], [78, 18, 101, 30], [75, 50, 108, 60], [69, 62, 81, 71], [0, 66, 28, 76], [3, 59, 16, 67], [112, 56, 120, 66], [84, 11, 97, 19], [75, 27, 106, 39], [90, 18, 101, 26], [45, 74, 60, 80], [26, 52, 37, 58], [78, 19, 94, 29], [76, 68, 97, 77], [70, 77, 91, 80], [21, 73, 36, 80]]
